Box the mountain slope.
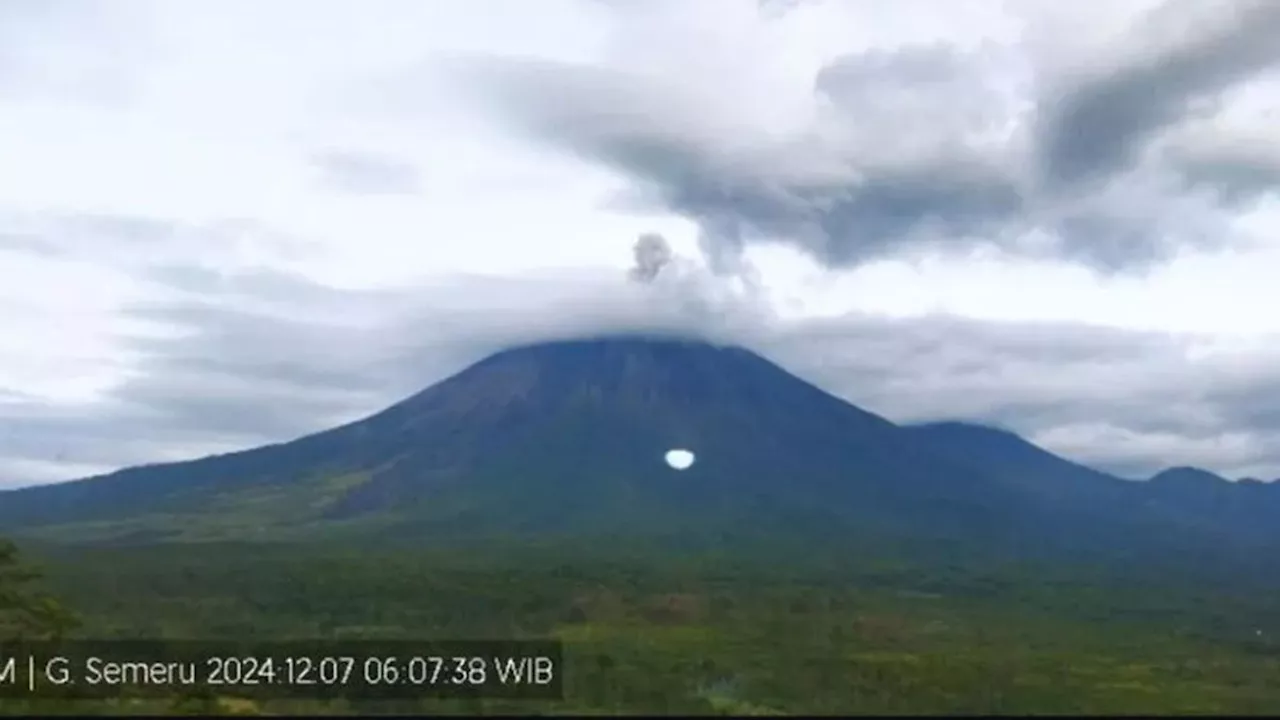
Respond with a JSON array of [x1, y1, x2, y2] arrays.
[[1148, 466, 1230, 486], [0, 337, 1275, 574], [1140, 467, 1280, 544], [904, 423, 1280, 552], [0, 338, 1043, 548], [901, 421, 1130, 496]]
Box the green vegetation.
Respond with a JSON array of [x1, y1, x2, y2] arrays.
[[4, 539, 1280, 715], [0, 539, 79, 640]]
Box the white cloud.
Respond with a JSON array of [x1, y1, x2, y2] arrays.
[[2, 0, 1280, 488]]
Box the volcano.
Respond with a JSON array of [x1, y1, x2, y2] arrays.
[[0, 337, 1274, 570], [0, 338, 1028, 544]]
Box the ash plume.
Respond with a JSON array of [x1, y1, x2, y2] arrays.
[[628, 232, 674, 283]]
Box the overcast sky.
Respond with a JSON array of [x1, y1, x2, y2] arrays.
[[2, 0, 1280, 488]]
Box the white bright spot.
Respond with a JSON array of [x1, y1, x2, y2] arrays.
[[664, 449, 696, 470]]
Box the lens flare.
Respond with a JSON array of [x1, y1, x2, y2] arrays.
[[664, 449, 696, 470]]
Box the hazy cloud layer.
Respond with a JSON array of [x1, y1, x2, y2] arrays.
[[5, 243, 1280, 485]]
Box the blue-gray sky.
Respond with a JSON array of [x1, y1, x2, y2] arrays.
[[2, 0, 1280, 487]]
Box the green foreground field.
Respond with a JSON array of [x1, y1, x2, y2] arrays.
[[4, 541, 1280, 715]]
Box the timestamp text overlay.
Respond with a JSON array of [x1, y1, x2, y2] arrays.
[[0, 640, 562, 700]]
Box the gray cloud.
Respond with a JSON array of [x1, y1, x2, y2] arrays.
[[0, 230, 59, 257], [0, 279, 418, 485], [0, 211, 172, 256], [310, 150, 423, 195], [0, 210, 319, 268], [1171, 142, 1280, 204], [1036, 0, 1280, 190], [464, 54, 1029, 270], [454, 1, 1280, 274]]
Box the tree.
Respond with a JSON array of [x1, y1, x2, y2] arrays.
[[0, 538, 79, 640]]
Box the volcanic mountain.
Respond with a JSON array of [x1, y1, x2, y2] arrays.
[[0, 337, 1275, 570]]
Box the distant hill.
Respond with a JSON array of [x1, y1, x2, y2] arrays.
[[901, 421, 1129, 495], [0, 336, 1277, 577], [898, 422, 1280, 565], [1140, 467, 1280, 545], [1149, 466, 1231, 486], [901, 421, 1147, 536]]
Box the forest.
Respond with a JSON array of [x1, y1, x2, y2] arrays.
[[2, 537, 1280, 715]]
